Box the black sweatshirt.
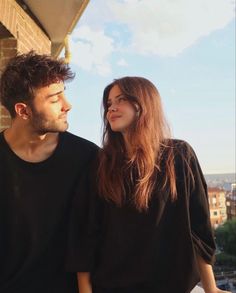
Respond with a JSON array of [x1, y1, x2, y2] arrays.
[[67, 140, 216, 293], [0, 131, 98, 293]]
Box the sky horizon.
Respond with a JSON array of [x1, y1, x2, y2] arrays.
[[62, 0, 235, 175]]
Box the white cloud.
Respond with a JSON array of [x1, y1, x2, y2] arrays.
[[170, 88, 176, 95], [70, 0, 235, 74], [78, 0, 114, 29], [117, 58, 128, 67], [70, 25, 114, 76], [108, 0, 235, 56]]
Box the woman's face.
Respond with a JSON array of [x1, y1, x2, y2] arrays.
[[106, 85, 137, 136]]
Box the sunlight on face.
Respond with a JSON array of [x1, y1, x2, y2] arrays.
[[106, 85, 137, 137], [29, 82, 71, 134]]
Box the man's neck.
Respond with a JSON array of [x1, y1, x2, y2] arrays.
[[4, 124, 60, 163]]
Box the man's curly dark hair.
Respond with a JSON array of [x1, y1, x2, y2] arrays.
[[0, 51, 75, 117]]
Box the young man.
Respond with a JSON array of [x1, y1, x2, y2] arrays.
[[0, 52, 98, 293]]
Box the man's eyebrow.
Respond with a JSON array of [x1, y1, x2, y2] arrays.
[[46, 86, 66, 98]]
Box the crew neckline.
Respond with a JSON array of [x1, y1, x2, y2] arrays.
[[0, 131, 65, 167]]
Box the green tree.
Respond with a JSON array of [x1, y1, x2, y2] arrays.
[[215, 219, 236, 256]]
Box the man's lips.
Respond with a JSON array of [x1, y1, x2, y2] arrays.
[[59, 114, 67, 120]]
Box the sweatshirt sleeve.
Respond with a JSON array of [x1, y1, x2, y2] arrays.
[[185, 143, 216, 265], [66, 159, 102, 272]]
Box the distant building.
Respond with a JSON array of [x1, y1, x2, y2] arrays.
[[226, 183, 236, 220], [208, 187, 227, 229], [205, 173, 236, 191]]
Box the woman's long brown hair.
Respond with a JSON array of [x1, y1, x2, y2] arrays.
[[98, 76, 177, 211]]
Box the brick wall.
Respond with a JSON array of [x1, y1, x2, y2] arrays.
[[0, 0, 51, 54], [0, 38, 17, 131], [0, 0, 51, 131]]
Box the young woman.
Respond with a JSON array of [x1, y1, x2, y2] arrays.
[[67, 77, 230, 293]]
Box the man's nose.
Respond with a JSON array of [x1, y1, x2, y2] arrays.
[[62, 97, 71, 111]]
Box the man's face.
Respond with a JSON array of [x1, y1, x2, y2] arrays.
[[29, 81, 71, 134]]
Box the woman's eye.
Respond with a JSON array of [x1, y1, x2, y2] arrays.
[[118, 97, 126, 103]]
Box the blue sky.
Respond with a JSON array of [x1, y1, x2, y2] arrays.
[[63, 0, 235, 175]]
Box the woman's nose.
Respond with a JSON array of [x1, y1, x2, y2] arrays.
[[108, 104, 117, 112]]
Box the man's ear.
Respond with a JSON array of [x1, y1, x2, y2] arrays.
[[14, 103, 31, 120]]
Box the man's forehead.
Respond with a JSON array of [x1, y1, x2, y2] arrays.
[[44, 81, 64, 90], [34, 81, 65, 95], [35, 81, 65, 92]]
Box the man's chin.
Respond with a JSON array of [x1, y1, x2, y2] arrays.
[[55, 121, 69, 131], [57, 124, 69, 133], [38, 124, 69, 134]]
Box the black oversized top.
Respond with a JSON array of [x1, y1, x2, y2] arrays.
[[0, 131, 98, 293], [67, 140, 216, 293]]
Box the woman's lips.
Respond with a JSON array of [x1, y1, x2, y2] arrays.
[[109, 115, 122, 121]]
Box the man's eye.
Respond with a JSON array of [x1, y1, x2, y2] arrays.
[[51, 99, 59, 103]]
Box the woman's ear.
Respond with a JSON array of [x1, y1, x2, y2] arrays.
[[14, 103, 30, 120], [134, 103, 141, 117]]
